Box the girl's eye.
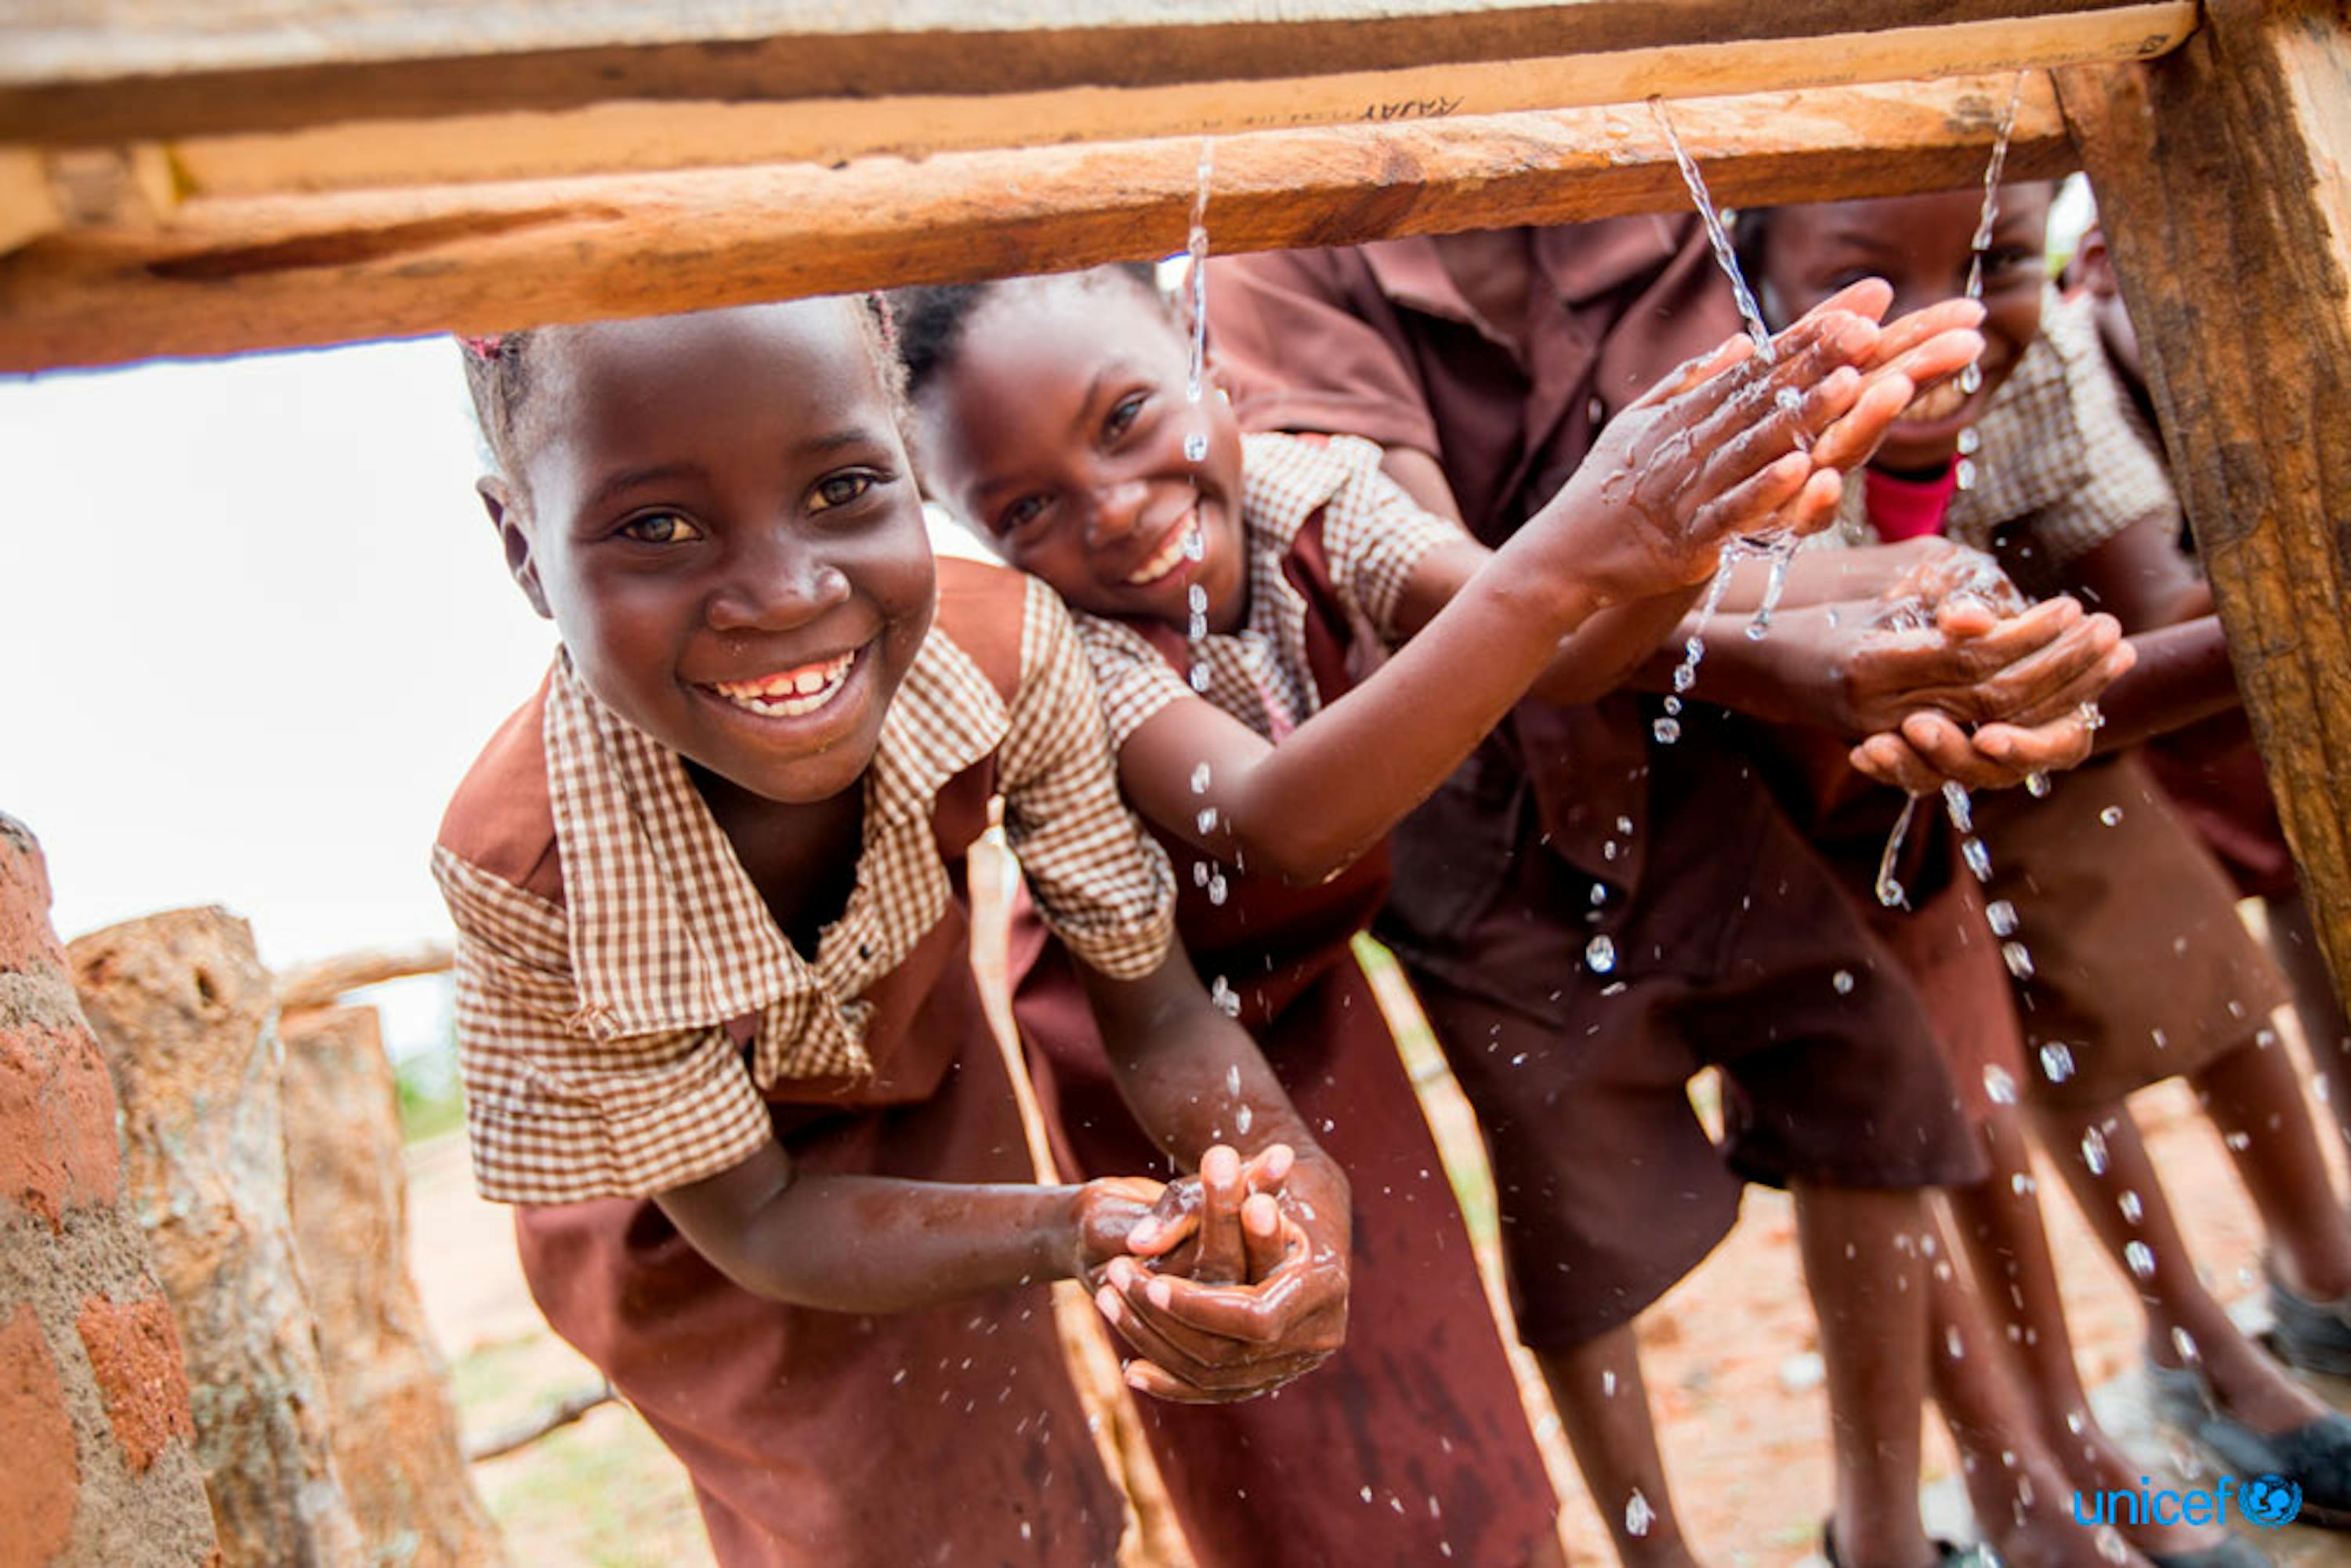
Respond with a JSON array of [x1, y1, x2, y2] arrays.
[[810, 471, 880, 512], [619, 511, 701, 545], [998, 494, 1050, 536], [1104, 393, 1147, 441]]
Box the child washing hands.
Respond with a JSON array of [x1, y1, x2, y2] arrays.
[[898, 263, 1983, 1567], [434, 293, 1350, 1566]]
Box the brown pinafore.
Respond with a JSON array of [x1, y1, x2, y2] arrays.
[[1011, 513, 1561, 1568], [513, 564, 1127, 1568]]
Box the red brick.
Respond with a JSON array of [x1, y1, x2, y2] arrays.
[[0, 1023, 122, 1227], [0, 1304, 79, 1568], [76, 1296, 194, 1476], [0, 825, 66, 977]]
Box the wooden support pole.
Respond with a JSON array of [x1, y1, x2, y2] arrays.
[[2058, 3, 2351, 1009], [67, 908, 365, 1566], [278, 1004, 507, 1566], [0, 74, 2075, 372]]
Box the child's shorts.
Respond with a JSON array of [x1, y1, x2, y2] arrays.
[[1975, 751, 2291, 1108], [1390, 751, 1986, 1349]]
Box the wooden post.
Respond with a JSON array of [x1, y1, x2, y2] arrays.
[[278, 1003, 506, 1567], [67, 909, 365, 1567], [2057, 2, 2351, 1010]]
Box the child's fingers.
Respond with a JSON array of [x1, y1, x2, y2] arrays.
[[1893, 712, 2030, 791], [1806, 373, 1916, 472], [1241, 1193, 1287, 1284], [1864, 298, 1986, 370], [1849, 733, 1944, 795], [1623, 332, 1757, 412], [1871, 325, 1989, 399], [1121, 1349, 1328, 1404], [1791, 277, 1896, 331], [1193, 1143, 1248, 1284], [1962, 614, 2128, 726], [1239, 1143, 1295, 1197], [1683, 451, 1814, 550]]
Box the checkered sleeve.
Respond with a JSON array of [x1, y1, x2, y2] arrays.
[[1315, 436, 1477, 644], [2027, 295, 2179, 569], [997, 577, 1177, 980], [433, 846, 772, 1204], [1071, 613, 1197, 752]]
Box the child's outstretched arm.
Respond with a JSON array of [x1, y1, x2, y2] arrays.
[[1121, 291, 1981, 884]]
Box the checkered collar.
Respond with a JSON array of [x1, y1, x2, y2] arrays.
[[541, 628, 1008, 1055]]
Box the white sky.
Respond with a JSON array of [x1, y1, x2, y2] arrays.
[[1, 339, 558, 1049]]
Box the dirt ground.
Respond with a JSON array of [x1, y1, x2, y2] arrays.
[[408, 919, 2351, 1567]]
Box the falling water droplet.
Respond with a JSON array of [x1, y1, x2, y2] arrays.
[[1585, 935, 1618, 974], [1624, 1488, 1657, 1538], [1196, 807, 1219, 834], [2172, 1327, 2201, 1366], [1184, 432, 1208, 462], [2125, 1240, 2156, 1279], [1986, 900, 2020, 936], [1190, 762, 1212, 794], [1211, 976, 1240, 1017], [1185, 139, 1213, 407], [2099, 806, 2124, 827], [1876, 795, 1921, 909], [1983, 1064, 2018, 1104], [2001, 942, 2035, 980], [2010, 1171, 2037, 1196], [1652, 715, 1682, 744], [1941, 781, 1975, 835], [1207, 873, 1229, 907], [1189, 664, 1212, 693], [1957, 427, 1983, 456], [2118, 1190, 2144, 1224], [1946, 1325, 1965, 1360], [1235, 1103, 1252, 1135], [2224, 1130, 2251, 1151], [1192, 860, 1210, 888], [1954, 456, 1979, 491], [2081, 1125, 2110, 1175], [1959, 362, 1984, 396], [2038, 1042, 2076, 1083], [1602, 1371, 1618, 1397], [1832, 970, 1855, 995], [1962, 837, 1993, 882], [2024, 771, 2052, 798]]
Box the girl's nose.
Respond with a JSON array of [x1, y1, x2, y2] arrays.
[[1083, 479, 1152, 546], [705, 531, 850, 633]]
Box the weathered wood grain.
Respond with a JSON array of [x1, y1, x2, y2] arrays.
[[2059, 2, 2351, 1008], [1, 0, 2190, 150], [0, 74, 2076, 371]]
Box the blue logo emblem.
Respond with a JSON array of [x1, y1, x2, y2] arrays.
[[2243, 1472, 2303, 1527]]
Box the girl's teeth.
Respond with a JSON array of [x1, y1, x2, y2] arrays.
[[714, 652, 853, 714], [1129, 518, 1197, 585]]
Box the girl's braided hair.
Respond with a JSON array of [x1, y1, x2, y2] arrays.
[[459, 292, 908, 487]]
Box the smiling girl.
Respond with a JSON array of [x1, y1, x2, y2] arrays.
[[433, 295, 1356, 1566]]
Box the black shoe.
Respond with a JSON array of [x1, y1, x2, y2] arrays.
[[2149, 1362, 2351, 1530], [2268, 1265, 2351, 1376]]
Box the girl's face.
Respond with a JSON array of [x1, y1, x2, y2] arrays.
[[1756, 183, 2053, 472], [914, 276, 1249, 633], [496, 300, 933, 806]]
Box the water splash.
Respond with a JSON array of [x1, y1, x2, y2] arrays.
[[1875, 795, 1921, 908], [1650, 100, 1773, 356], [1951, 74, 2027, 492], [1185, 138, 1213, 411], [1656, 549, 1743, 741], [1210, 975, 1240, 1017]]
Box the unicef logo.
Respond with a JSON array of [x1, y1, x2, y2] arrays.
[[2243, 1472, 2303, 1527]]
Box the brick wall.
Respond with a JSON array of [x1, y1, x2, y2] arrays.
[[0, 815, 216, 1567]]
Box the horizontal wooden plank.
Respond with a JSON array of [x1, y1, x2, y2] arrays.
[[127, 3, 2183, 199], [0, 73, 2074, 373], [2, 1, 2190, 150]]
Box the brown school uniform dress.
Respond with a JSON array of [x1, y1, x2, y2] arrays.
[[434, 562, 1176, 1568], [1210, 226, 1983, 1348], [1011, 433, 1559, 1568], [1823, 288, 2291, 1108]]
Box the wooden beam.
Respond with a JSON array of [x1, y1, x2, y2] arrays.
[[1, 1, 2191, 155], [2058, 3, 2351, 1009], [15, 2, 2187, 200], [0, 74, 2074, 372]]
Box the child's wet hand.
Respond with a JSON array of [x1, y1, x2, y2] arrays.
[[1123, 1143, 1295, 1278]]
